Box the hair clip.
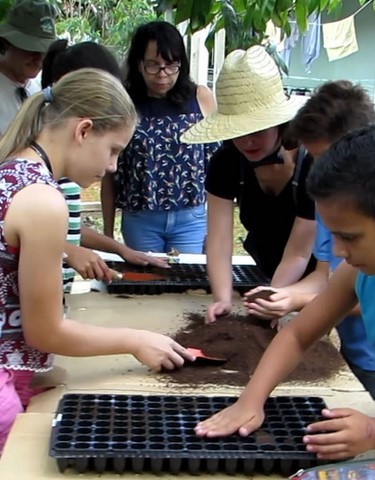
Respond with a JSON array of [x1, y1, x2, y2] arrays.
[[43, 86, 53, 104]]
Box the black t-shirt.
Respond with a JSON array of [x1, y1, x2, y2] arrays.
[[206, 143, 315, 279]]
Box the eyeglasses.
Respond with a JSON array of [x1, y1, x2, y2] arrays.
[[143, 63, 181, 76]]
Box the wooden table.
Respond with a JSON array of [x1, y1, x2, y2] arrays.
[[1, 290, 373, 479]]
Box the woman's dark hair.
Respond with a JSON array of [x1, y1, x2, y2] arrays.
[[41, 39, 121, 87], [125, 20, 196, 107]]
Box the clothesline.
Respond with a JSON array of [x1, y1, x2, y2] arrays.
[[288, 0, 372, 27], [286, 75, 375, 84]]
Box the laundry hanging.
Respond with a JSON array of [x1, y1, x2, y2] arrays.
[[301, 13, 321, 73], [322, 15, 358, 61]]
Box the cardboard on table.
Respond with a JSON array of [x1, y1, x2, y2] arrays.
[[1, 290, 373, 479]]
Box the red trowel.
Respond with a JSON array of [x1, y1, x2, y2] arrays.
[[185, 347, 228, 366], [109, 269, 164, 282]]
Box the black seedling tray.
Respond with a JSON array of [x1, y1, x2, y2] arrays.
[[50, 393, 328, 476], [106, 262, 269, 295]]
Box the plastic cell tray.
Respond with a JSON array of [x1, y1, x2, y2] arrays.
[[50, 393, 328, 476], [106, 262, 269, 295]]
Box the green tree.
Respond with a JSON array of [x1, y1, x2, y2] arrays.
[[1, 0, 157, 57], [156, 0, 375, 54], [0, 0, 13, 22], [54, 0, 157, 56]]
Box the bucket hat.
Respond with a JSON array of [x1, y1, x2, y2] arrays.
[[0, 0, 56, 53], [181, 45, 306, 144]]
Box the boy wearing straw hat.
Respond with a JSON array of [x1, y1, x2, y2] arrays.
[[182, 46, 315, 323], [0, 0, 56, 135], [194, 125, 375, 461], [244, 80, 375, 400]]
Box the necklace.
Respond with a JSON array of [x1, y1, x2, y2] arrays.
[[29, 141, 53, 174]]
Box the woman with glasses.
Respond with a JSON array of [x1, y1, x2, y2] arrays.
[[101, 21, 219, 254]]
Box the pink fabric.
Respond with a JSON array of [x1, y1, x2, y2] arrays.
[[0, 369, 23, 455], [12, 370, 37, 408], [0, 368, 54, 455]]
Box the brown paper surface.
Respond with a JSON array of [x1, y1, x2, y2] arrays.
[[1, 291, 372, 478]]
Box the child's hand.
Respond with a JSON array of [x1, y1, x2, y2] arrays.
[[118, 246, 169, 269], [195, 396, 265, 438], [65, 245, 112, 281], [303, 408, 375, 460], [243, 287, 295, 320], [206, 301, 231, 323], [132, 331, 195, 371]]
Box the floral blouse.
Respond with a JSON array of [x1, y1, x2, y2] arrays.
[[114, 94, 220, 211]]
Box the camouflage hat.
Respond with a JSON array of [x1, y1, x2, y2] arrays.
[[0, 0, 56, 53]]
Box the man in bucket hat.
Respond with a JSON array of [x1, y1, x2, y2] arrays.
[[0, 0, 56, 134], [182, 46, 316, 323]]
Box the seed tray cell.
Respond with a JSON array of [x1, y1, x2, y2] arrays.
[[106, 261, 269, 295], [50, 394, 328, 476]]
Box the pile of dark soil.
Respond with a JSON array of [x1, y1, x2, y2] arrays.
[[164, 313, 345, 387]]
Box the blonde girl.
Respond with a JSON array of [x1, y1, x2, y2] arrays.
[[0, 68, 193, 454]]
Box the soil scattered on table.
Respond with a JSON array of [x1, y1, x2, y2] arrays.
[[163, 313, 345, 387]]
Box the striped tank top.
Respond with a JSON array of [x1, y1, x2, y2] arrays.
[[58, 178, 81, 293]]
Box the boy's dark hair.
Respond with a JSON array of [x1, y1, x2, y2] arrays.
[[289, 81, 375, 144], [125, 20, 196, 107], [307, 125, 375, 218], [41, 39, 121, 87]]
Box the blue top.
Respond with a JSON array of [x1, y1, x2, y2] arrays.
[[114, 94, 220, 212], [314, 214, 375, 370], [355, 272, 375, 348]]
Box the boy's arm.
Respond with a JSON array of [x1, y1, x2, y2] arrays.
[[244, 260, 329, 319], [196, 261, 359, 437], [245, 262, 356, 400], [285, 260, 329, 295], [271, 216, 316, 287]]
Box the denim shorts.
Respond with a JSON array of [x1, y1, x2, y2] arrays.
[[121, 204, 207, 254]]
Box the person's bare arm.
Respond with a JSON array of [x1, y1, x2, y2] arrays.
[[80, 225, 167, 268], [245, 260, 330, 319], [206, 193, 234, 322], [195, 261, 358, 437], [6, 184, 193, 371], [271, 216, 316, 287]]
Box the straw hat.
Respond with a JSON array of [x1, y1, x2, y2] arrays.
[[181, 45, 305, 144]]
